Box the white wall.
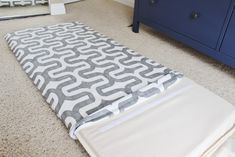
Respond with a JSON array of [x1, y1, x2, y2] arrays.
[[115, 0, 134, 7]]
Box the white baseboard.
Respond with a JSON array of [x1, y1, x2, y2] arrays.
[[64, 0, 81, 4], [49, 0, 66, 15], [50, 3, 66, 15], [114, 0, 134, 7]]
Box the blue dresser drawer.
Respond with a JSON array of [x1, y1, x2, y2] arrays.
[[139, 0, 231, 48], [221, 8, 235, 59]]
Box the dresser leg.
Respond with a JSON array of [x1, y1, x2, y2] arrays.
[[132, 21, 140, 33]]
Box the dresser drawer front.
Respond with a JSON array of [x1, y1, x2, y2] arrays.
[[139, 0, 231, 48], [221, 8, 235, 59]]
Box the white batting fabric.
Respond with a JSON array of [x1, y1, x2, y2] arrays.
[[214, 134, 235, 157], [76, 78, 235, 157]]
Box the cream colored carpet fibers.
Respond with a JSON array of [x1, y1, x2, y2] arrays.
[[0, 5, 49, 19], [0, 0, 234, 157]]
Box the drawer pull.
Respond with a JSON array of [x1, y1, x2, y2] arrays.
[[191, 12, 200, 19], [149, 0, 158, 5]]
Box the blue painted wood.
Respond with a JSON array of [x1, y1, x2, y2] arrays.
[[221, 8, 235, 59], [138, 0, 230, 48], [132, 0, 140, 33], [133, 0, 235, 68], [216, 1, 234, 51]]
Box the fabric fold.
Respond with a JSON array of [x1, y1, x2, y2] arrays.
[[75, 78, 235, 157], [70, 72, 182, 138]]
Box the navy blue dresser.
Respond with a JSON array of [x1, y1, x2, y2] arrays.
[[133, 0, 235, 68]]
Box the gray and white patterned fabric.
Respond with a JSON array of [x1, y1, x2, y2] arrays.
[[5, 22, 183, 139], [0, 0, 48, 7]]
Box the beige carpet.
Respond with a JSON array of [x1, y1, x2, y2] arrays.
[[0, 5, 49, 19], [0, 0, 234, 157]]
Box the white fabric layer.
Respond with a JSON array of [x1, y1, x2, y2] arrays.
[[75, 78, 235, 157], [214, 133, 235, 157]]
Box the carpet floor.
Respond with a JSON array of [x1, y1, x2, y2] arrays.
[[0, 5, 49, 20], [0, 0, 234, 157]]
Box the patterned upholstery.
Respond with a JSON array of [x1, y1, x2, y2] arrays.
[[5, 22, 182, 139], [0, 0, 48, 7]]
